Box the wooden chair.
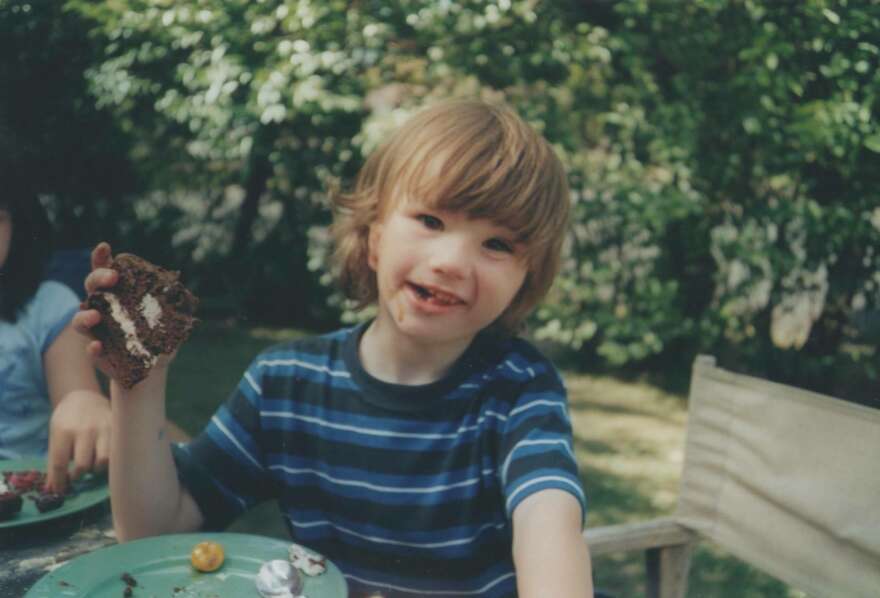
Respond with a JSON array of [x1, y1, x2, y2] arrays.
[[585, 355, 880, 598]]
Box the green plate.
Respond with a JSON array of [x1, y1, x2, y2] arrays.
[[0, 458, 108, 529], [25, 532, 348, 597]]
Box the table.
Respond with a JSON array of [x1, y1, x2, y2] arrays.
[[0, 502, 115, 597]]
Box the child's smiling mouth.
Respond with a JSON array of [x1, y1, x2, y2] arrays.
[[405, 282, 466, 307]]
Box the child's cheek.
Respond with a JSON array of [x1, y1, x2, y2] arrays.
[[367, 225, 383, 270]]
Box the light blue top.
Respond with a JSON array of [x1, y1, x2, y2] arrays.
[[0, 281, 79, 459]]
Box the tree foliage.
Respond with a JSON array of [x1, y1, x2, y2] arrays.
[[551, 0, 880, 396], [12, 0, 878, 396], [0, 0, 138, 246]]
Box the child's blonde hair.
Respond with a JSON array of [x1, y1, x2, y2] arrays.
[[331, 98, 570, 334]]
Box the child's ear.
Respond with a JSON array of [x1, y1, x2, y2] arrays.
[[367, 224, 383, 271]]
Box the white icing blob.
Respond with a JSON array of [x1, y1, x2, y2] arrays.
[[140, 293, 162, 329]]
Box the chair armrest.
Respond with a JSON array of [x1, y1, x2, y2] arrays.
[[584, 517, 695, 556]]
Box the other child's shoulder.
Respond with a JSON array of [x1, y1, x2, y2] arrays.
[[17, 280, 79, 332]]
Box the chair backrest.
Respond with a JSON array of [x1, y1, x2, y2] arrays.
[[676, 356, 880, 598]]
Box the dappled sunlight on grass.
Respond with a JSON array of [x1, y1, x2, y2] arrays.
[[579, 463, 665, 527], [166, 321, 305, 435], [687, 545, 797, 598], [566, 371, 686, 520], [249, 326, 308, 342], [565, 369, 687, 595]]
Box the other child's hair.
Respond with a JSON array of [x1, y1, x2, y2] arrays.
[[0, 197, 52, 321], [330, 98, 570, 334]]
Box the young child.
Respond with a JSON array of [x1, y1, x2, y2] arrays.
[[78, 99, 593, 597], [0, 197, 112, 493]]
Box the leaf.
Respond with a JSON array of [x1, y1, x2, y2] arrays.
[[822, 9, 840, 25], [742, 116, 761, 134], [864, 135, 880, 154]]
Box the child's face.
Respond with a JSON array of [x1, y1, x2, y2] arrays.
[[368, 197, 528, 347], [0, 209, 11, 270]]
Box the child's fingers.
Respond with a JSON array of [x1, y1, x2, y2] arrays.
[[84, 339, 120, 381], [45, 432, 73, 494], [73, 315, 119, 377], [72, 309, 101, 335], [86, 339, 103, 358], [94, 429, 110, 473], [90, 242, 112, 270], [84, 267, 118, 294], [70, 432, 97, 482]]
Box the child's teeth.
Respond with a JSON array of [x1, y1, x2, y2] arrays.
[[430, 290, 456, 304], [414, 284, 459, 305]]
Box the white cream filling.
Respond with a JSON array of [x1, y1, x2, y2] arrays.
[[140, 294, 162, 329], [106, 294, 158, 368]]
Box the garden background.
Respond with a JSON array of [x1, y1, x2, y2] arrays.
[[3, 0, 879, 595]]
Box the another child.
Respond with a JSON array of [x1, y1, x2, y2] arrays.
[[78, 99, 593, 597], [0, 197, 112, 493]]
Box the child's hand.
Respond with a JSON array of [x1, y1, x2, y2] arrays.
[[45, 391, 112, 494], [73, 242, 121, 380], [73, 243, 176, 384]]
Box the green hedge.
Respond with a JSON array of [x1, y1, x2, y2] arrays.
[[5, 0, 877, 398]]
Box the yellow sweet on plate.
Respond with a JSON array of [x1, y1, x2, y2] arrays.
[[190, 541, 225, 572]]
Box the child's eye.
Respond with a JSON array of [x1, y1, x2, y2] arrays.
[[485, 238, 514, 254], [416, 214, 443, 230]]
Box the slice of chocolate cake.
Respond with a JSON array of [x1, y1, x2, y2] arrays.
[[0, 492, 23, 521], [84, 253, 198, 388], [29, 491, 66, 513]]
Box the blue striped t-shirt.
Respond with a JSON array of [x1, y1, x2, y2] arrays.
[[173, 323, 586, 597]]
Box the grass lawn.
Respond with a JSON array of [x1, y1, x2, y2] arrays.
[[167, 322, 802, 597]]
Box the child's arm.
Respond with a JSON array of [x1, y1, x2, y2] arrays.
[[75, 243, 204, 541], [512, 489, 594, 598], [43, 323, 112, 493], [106, 368, 204, 541]]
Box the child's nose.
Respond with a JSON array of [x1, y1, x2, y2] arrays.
[[429, 237, 473, 279]]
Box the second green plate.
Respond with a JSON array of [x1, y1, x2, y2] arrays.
[[0, 458, 108, 530]]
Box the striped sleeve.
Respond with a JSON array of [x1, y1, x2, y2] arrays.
[[172, 352, 279, 530], [498, 362, 586, 523]]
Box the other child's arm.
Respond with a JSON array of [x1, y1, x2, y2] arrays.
[[512, 489, 594, 598], [43, 323, 112, 493]]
